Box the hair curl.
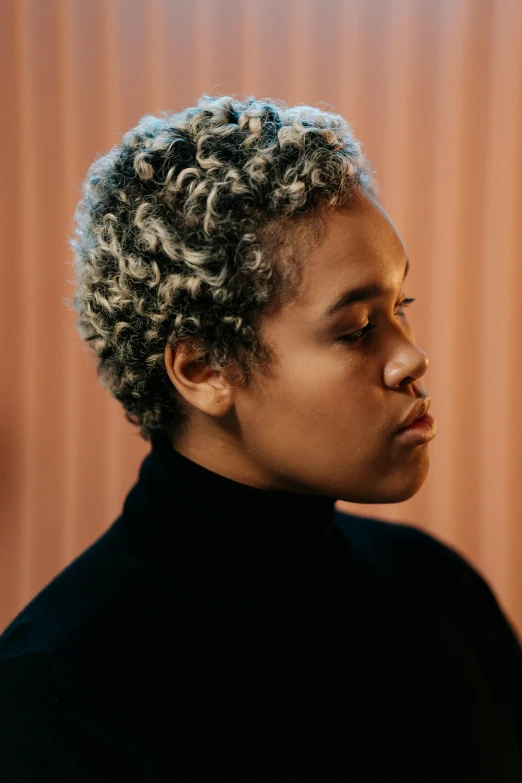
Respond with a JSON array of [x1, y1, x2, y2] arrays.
[[66, 94, 378, 443]]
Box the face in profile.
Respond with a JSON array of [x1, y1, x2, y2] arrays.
[[167, 188, 436, 504]]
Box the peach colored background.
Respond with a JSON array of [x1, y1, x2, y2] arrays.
[[1, 0, 521, 640]]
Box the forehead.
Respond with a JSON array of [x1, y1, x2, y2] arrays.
[[314, 192, 403, 266], [296, 192, 407, 306]]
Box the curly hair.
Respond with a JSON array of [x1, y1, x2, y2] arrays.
[[65, 93, 378, 443]]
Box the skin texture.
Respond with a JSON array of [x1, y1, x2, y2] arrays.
[[164, 188, 436, 504]]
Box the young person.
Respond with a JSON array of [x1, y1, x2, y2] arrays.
[[1, 94, 520, 780]]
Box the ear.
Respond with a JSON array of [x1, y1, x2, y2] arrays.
[[163, 342, 238, 417]]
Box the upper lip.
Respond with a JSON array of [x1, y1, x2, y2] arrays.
[[396, 397, 431, 431]]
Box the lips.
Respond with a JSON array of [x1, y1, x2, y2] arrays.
[[396, 398, 431, 432], [395, 411, 437, 444]]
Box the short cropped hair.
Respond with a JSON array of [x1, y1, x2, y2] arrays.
[[67, 94, 378, 443]]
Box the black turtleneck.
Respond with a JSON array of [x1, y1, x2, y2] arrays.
[[1, 437, 521, 781]]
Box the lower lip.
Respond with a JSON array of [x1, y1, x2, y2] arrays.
[[395, 413, 437, 445]]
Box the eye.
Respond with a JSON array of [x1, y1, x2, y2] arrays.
[[397, 297, 415, 316], [339, 296, 416, 345], [340, 322, 377, 344]]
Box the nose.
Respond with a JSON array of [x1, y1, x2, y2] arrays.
[[385, 345, 429, 390]]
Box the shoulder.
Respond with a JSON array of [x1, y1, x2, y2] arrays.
[[333, 507, 514, 606], [333, 507, 522, 695], [332, 507, 462, 584], [0, 516, 134, 661], [0, 644, 143, 780], [0, 549, 146, 779], [332, 507, 517, 638], [0, 515, 143, 756]]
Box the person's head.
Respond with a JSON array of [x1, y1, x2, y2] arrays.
[[68, 93, 434, 504]]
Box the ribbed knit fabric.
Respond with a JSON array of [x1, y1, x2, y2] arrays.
[[1, 436, 521, 781]]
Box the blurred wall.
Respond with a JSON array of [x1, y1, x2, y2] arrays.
[[1, 0, 521, 639]]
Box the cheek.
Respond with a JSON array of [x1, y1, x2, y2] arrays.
[[244, 342, 377, 431], [276, 360, 372, 432]]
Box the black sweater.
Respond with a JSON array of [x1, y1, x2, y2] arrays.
[[1, 436, 521, 781]]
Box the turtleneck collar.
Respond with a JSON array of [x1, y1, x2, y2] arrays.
[[121, 434, 339, 590]]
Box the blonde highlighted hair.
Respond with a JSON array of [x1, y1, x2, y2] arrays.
[[66, 94, 378, 442]]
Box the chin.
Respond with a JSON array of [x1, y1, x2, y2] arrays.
[[389, 455, 430, 502], [339, 452, 430, 504]]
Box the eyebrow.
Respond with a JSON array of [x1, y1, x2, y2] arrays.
[[322, 257, 410, 320]]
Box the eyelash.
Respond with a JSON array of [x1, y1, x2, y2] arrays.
[[340, 297, 416, 344]]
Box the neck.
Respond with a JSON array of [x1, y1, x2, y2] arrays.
[[120, 436, 338, 590]]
